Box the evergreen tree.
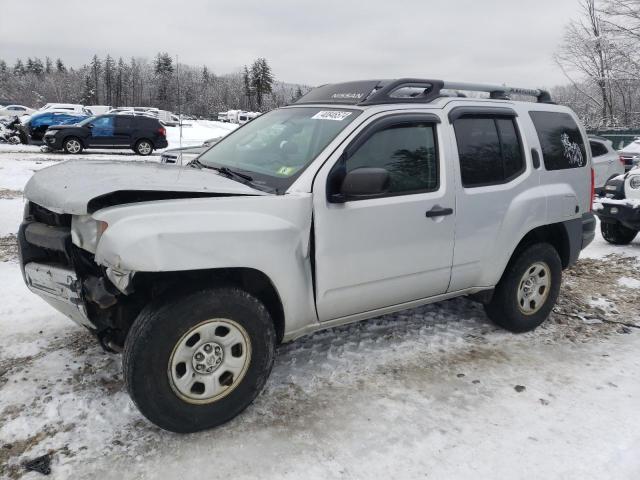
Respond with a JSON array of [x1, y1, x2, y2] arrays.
[[90, 55, 102, 104], [154, 52, 173, 74], [81, 74, 96, 104], [0, 60, 7, 74], [32, 58, 45, 76], [26, 58, 34, 73], [202, 65, 210, 84], [242, 65, 253, 110], [13, 59, 25, 75], [104, 55, 115, 105], [115, 57, 127, 107], [45, 57, 53, 74], [154, 52, 174, 108], [56, 58, 66, 73], [250, 58, 273, 110], [292, 85, 304, 102]]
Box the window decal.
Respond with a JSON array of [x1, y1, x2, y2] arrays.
[[561, 133, 585, 167]]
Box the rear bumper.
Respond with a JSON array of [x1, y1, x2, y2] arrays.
[[595, 201, 640, 230], [581, 212, 596, 249], [155, 138, 169, 149]]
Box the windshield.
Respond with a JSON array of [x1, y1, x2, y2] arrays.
[[197, 107, 361, 193], [77, 116, 97, 126]]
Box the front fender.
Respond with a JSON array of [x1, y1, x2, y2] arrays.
[[93, 194, 316, 334]]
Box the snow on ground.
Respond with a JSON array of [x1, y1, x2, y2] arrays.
[[166, 120, 237, 148], [618, 276, 640, 289], [1, 146, 639, 479], [0, 199, 24, 236]]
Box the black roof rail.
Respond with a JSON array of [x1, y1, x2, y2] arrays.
[[294, 78, 553, 106]]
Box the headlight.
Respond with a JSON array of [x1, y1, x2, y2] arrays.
[[71, 215, 108, 253], [630, 176, 640, 189]]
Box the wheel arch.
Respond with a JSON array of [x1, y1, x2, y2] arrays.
[[132, 267, 286, 343], [509, 222, 572, 271]]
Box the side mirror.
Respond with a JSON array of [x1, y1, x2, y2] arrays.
[[331, 167, 390, 202]]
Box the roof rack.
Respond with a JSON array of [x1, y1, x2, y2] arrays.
[[294, 78, 553, 106]]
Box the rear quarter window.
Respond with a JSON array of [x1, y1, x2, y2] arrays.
[[529, 111, 587, 170]]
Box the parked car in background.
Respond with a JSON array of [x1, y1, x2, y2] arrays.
[[86, 105, 113, 115], [0, 105, 36, 117], [21, 112, 89, 142], [594, 169, 640, 245], [238, 111, 260, 125], [589, 135, 625, 192], [42, 113, 168, 155], [619, 137, 640, 171], [160, 136, 223, 164], [39, 103, 91, 115], [217, 112, 228, 122]]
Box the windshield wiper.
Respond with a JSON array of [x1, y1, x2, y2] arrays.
[[189, 158, 266, 189]]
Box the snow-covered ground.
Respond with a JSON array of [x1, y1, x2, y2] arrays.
[[0, 146, 639, 479]]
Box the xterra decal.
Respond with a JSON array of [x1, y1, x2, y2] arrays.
[[561, 133, 585, 167]]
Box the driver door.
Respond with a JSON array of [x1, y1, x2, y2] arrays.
[[312, 113, 455, 321], [88, 115, 115, 147]]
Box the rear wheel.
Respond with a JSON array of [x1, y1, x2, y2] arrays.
[[123, 287, 276, 433], [600, 221, 638, 245], [135, 139, 153, 156], [63, 137, 83, 154], [484, 243, 562, 333]]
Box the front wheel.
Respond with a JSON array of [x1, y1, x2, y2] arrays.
[[601, 221, 638, 245], [63, 137, 83, 154], [135, 139, 153, 156], [484, 243, 562, 333], [123, 287, 276, 433]]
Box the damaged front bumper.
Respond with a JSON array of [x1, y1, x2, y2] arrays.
[[23, 262, 93, 328]]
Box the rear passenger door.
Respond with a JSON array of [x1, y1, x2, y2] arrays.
[[114, 116, 134, 147], [447, 108, 536, 291]]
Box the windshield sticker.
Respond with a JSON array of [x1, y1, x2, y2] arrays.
[[277, 166, 297, 176], [312, 111, 353, 121]]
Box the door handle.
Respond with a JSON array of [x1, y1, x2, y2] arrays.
[[425, 205, 453, 218]]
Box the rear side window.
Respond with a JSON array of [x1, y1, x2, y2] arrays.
[[453, 117, 524, 187], [346, 123, 438, 194], [590, 141, 608, 157], [529, 111, 587, 170], [115, 116, 134, 129]]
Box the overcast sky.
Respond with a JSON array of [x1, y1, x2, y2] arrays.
[[0, 0, 581, 88]]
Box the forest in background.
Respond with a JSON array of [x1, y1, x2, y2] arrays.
[[0, 54, 308, 117]]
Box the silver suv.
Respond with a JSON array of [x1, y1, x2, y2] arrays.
[[18, 78, 595, 432]]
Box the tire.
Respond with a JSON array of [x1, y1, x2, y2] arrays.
[[484, 243, 562, 333], [600, 221, 638, 245], [63, 137, 83, 154], [123, 287, 276, 433], [135, 139, 153, 156]]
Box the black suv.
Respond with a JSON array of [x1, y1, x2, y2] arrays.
[[43, 114, 169, 155]]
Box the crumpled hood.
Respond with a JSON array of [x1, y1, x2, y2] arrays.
[[24, 159, 267, 215]]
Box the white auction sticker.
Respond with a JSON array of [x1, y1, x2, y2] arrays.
[[311, 111, 352, 121]]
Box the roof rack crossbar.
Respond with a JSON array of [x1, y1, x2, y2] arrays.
[[441, 81, 553, 103]]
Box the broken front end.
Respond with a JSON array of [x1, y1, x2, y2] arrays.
[[18, 202, 141, 351]]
